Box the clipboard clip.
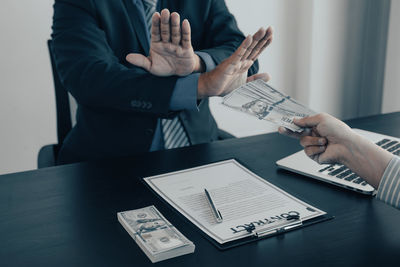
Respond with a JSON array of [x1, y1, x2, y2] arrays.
[[247, 214, 303, 238]]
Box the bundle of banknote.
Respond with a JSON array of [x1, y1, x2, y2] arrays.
[[222, 79, 316, 132], [117, 205, 195, 263]]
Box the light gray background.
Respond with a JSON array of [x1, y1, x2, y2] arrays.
[[1, 0, 399, 175]]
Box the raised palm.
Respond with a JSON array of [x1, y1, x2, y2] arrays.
[[126, 9, 199, 77], [147, 39, 196, 76], [198, 27, 273, 98]]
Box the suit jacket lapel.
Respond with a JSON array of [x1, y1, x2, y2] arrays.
[[123, 0, 150, 54]]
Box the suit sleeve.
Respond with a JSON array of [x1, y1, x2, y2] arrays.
[[52, 0, 177, 116], [198, 0, 259, 76]]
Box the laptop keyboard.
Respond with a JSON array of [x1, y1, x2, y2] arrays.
[[318, 138, 400, 187]]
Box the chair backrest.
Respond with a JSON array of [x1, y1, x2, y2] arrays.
[[47, 40, 74, 151]]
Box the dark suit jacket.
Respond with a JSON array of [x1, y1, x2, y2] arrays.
[[52, 0, 259, 164]]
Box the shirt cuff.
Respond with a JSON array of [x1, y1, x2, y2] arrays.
[[169, 73, 200, 111], [196, 51, 216, 72], [376, 156, 400, 209]]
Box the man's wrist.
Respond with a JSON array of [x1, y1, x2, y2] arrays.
[[339, 132, 362, 166], [341, 131, 393, 188], [194, 54, 206, 73]]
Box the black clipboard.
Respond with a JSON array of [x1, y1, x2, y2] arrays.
[[142, 159, 334, 250], [205, 212, 333, 250]]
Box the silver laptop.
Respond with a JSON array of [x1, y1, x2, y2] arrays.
[[276, 129, 400, 195]]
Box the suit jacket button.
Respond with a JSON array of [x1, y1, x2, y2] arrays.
[[145, 128, 154, 136]]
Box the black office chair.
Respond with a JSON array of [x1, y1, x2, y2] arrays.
[[37, 40, 234, 168], [37, 40, 73, 168]]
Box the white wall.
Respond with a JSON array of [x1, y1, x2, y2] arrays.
[[306, 0, 368, 118], [383, 0, 400, 114], [0, 0, 56, 175], [0, 0, 398, 175]]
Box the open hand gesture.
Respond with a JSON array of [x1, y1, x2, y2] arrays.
[[197, 27, 273, 98], [126, 9, 201, 76]]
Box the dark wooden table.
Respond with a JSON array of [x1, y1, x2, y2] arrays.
[[1, 112, 400, 267]]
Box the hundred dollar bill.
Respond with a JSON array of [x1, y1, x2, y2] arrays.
[[118, 205, 195, 263], [222, 79, 316, 132]]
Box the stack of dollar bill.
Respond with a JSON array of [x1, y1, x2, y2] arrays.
[[222, 79, 316, 132], [117, 205, 195, 263]]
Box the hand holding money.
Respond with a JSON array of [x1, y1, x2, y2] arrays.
[[222, 79, 316, 132], [278, 113, 355, 164], [197, 27, 273, 99], [279, 113, 393, 189]]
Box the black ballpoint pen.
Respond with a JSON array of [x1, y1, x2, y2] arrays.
[[204, 188, 223, 223]]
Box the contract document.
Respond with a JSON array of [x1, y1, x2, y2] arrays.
[[144, 160, 327, 245]]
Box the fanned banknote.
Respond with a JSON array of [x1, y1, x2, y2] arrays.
[[118, 205, 195, 263], [222, 79, 316, 132]]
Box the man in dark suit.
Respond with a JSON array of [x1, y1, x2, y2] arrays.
[[52, 0, 272, 164]]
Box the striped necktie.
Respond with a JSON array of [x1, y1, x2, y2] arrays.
[[141, 0, 191, 149]]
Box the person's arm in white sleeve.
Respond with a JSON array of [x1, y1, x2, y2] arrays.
[[279, 113, 400, 209]]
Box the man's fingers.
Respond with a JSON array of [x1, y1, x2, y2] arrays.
[[265, 26, 273, 37], [170, 12, 181, 45], [242, 27, 266, 59], [304, 145, 326, 158], [224, 35, 252, 74], [248, 27, 273, 61], [231, 35, 252, 65], [256, 36, 273, 57], [160, 9, 171, 42], [126, 53, 151, 72], [246, 73, 270, 83], [252, 36, 273, 60], [247, 37, 268, 61], [293, 114, 323, 128], [278, 127, 301, 139], [243, 28, 266, 59], [278, 126, 312, 139], [151, 12, 161, 42], [318, 152, 336, 165], [181, 19, 192, 49], [300, 136, 327, 148]]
